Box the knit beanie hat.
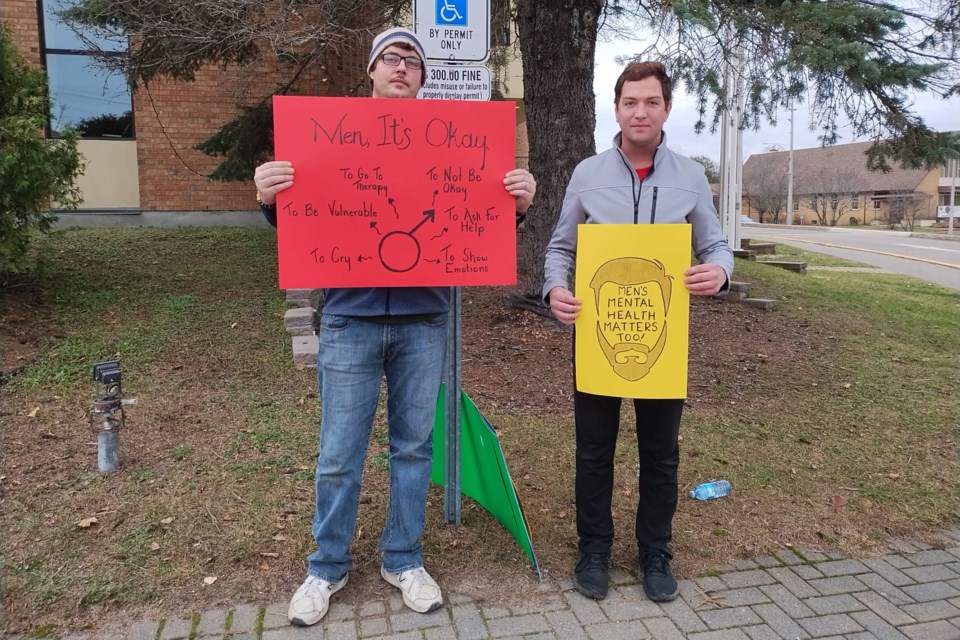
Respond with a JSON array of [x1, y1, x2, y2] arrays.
[[368, 27, 428, 86]]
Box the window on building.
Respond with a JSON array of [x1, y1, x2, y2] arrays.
[[851, 194, 859, 209], [830, 196, 839, 209], [793, 199, 799, 211], [873, 198, 881, 209], [39, 0, 133, 139]]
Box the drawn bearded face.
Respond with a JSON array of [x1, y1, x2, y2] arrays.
[[589, 257, 673, 381]]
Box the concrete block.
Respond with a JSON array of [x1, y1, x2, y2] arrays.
[[796, 613, 863, 637], [733, 249, 757, 260], [195, 608, 227, 637], [748, 242, 777, 255], [227, 604, 262, 634], [284, 289, 322, 308], [158, 617, 193, 640], [283, 307, 314, 335], [714, 290, 746, 301], [762, 261, 807, 273], [902, 581, 960, 602], [817, 560, 871, 577], [719, 570, 776, 590], [909, 550, 960, 567], [743, 298, 776, 310], [292, 335, 318, 367]]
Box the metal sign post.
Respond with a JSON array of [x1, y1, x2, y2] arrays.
[[718, 34, 745, 249], [950, 158, 957, 237], [413, 0, 491, 526], [443, 287, 463, 524]]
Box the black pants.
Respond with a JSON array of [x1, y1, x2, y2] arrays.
[[574, 390, 684, 560]]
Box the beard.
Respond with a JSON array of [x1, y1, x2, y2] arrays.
[[596, 323, 668, 382]]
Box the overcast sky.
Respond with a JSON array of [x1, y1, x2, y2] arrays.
[[593, 38, 960, 163]]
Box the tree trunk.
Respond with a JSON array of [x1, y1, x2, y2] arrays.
[[516, 0, 602, 300]]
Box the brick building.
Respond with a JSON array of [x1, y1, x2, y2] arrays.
[[2, 1, 529, 224]]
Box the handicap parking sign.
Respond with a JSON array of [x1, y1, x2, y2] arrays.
[[436, 0, 467, 26], [414, 0, 489, 62]]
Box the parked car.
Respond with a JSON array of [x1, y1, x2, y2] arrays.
[[739, 214, 756, 225]]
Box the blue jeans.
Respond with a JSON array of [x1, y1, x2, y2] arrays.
[[307, 314, 448, 582]]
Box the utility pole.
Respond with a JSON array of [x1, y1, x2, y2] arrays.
[[786, 100, 795, 225], [950, 157, 957, 237], [719, 28, 744, 248]]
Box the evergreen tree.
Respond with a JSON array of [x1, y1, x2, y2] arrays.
[[690, 155, 720, 183]]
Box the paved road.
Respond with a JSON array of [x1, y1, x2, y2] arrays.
[[742, 226, 960, 291], [18, 529, 960, 640]]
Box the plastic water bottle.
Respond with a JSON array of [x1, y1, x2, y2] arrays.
[[689, 480, 732, 500]]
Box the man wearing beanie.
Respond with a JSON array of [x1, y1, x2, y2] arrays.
[[254, 27, 537, 627]]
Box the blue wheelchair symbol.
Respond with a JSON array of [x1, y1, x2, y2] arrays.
[[436, 0, 467, 26]]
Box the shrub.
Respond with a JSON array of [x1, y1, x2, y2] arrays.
[[0, 22, 83, 273]]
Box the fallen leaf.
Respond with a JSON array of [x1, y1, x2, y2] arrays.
[[272, 534, 287, 542], [150, 542, 161, 551], [230, 322, 238, 329], [160, 517, 174, 524], [831, 495, 848, 507], [27, 407, 39, 418], [203, 576, 217, 585], [259, 552, 280, 558], [75, 517, 98, 528]]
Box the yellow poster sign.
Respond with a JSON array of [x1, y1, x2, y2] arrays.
[[574, 224, 692, 399]]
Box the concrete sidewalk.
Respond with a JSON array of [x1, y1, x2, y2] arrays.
[[24, 527, 960, 640]]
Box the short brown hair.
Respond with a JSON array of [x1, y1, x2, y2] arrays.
[[614, 61, 672, 106]]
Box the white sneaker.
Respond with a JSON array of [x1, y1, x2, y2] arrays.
[[380, 566, 444, 613], [287, 574, 348, 626]]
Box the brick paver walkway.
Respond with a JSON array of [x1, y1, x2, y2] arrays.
[[14, 528, 960, 640]]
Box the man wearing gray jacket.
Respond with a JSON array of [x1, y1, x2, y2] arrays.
[[543, 61, 733, 603]]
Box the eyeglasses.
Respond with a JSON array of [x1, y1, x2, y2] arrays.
[[379, 52, 424, 70]]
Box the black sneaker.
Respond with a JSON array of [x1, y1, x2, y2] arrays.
[[641, 552, 679, 602], [572, 551, 609, 600]]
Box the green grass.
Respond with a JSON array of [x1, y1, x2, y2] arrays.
[[2, 227, 958, 635]]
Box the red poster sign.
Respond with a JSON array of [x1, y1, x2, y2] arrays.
[[273, 96, 516, 289]]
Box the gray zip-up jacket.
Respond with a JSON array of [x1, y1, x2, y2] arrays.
[[542, 132, 734, 302]]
